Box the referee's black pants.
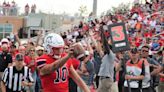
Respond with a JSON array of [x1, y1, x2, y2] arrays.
[[124, 87, 140, 92], [142, 87, 153, 92]]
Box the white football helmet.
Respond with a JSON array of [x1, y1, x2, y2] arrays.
[[43, 33, 64, 55]]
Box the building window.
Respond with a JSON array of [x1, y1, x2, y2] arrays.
[[0, 24, 13, 39]]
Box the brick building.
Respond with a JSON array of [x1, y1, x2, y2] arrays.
[[0, 16, 24, 39]]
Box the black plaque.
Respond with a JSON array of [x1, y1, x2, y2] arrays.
[[108, 22, 130, 53]]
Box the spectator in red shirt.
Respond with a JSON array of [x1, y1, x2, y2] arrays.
[[9, 44, 19, 62], [18, 45, 26, 56], [24, 47, 37, 92]]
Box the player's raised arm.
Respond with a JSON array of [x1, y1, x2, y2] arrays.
[[37, 52, 73, 76], [36, 33, 75, 75]]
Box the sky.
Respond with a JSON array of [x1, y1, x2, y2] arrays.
[[3, 0, 134, 16]]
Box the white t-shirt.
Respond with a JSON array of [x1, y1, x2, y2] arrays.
[[67, 34, 72, 40], [149, 20, 156, 28], [155, 25, 161, 33], [129, 20, 137, 28], [73, 31, 79, 37]]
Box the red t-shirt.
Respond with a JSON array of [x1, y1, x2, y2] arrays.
[[160, 74, 164, 82], [135, 37, 142, 47], [83, 25, 89, 31], [11, 50, 19, 61], [37, 53, 72, 92], [71, 58, 80, 70], [160, 78, 164, 82], [144, 32, 153, 38], [24, 56, 36, 73]]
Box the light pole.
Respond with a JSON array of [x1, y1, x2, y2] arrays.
[[93, 0, 97, 17]]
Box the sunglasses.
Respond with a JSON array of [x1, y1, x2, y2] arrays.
[[142, 50, 149, 52], [30, 50, 35, 52], [17, 59, 23, 62], [1, 42, 8, 44], [38, 50, 44, 51]]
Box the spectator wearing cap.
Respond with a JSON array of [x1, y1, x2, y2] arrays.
[[11, 46, 26, 67], [9, 44, 18, 62], [1, 53, 34, 92], [35, 46, 44, 92], [123, 47, 145, 92], [0, 38, 10, 52], [35, 46, 44, 57], [0, 43, 12, 91]]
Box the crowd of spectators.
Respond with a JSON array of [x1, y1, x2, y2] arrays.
[[0, 0, 18, 16], [0, 0, 163, 92]]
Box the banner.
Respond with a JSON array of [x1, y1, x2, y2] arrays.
[[108, 22, 130, 53]]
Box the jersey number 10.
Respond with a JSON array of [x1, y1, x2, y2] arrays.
[[54, 66, 68, 83]]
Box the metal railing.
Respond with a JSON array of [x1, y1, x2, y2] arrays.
[[0, 6, 19, 16]]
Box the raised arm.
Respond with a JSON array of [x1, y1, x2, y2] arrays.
[[37, 54, 72, 76], [14, 33, 21, 46], [89, 32, 104, 57], [35, 30, 43, 47]]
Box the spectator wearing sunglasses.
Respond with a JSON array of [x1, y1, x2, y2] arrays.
[[140, 45, 161, 92], [35, 46, 44, 92], [124, 47, 145, 92], [141, 45, 160, 67], [35, 46, 44, 57], [142, 46, 161, 92], [24, 47, 37, 92]]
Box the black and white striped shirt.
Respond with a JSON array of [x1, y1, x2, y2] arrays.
[[2, 66, 34, 92]]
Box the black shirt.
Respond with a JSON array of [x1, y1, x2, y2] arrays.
[[62, 35, 67, 39], [0, 52, 12, 72]]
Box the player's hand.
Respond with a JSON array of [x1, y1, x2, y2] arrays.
[[125, 75, 132, 80], [21, 81, 29, 86], [66, 46, 74, 57]]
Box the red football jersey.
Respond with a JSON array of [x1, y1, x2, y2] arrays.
[[37, 53, 72, 92]]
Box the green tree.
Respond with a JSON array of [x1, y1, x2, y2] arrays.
[[106, 2, 131, 15], [78, 5, 87, 17]]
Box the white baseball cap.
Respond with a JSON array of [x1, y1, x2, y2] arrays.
[[35, 46, 44, 51]]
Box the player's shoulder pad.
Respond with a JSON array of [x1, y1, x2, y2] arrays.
[[36, 56, 47, 69]]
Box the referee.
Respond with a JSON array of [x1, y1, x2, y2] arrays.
[[1, 53, 34, 92]]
